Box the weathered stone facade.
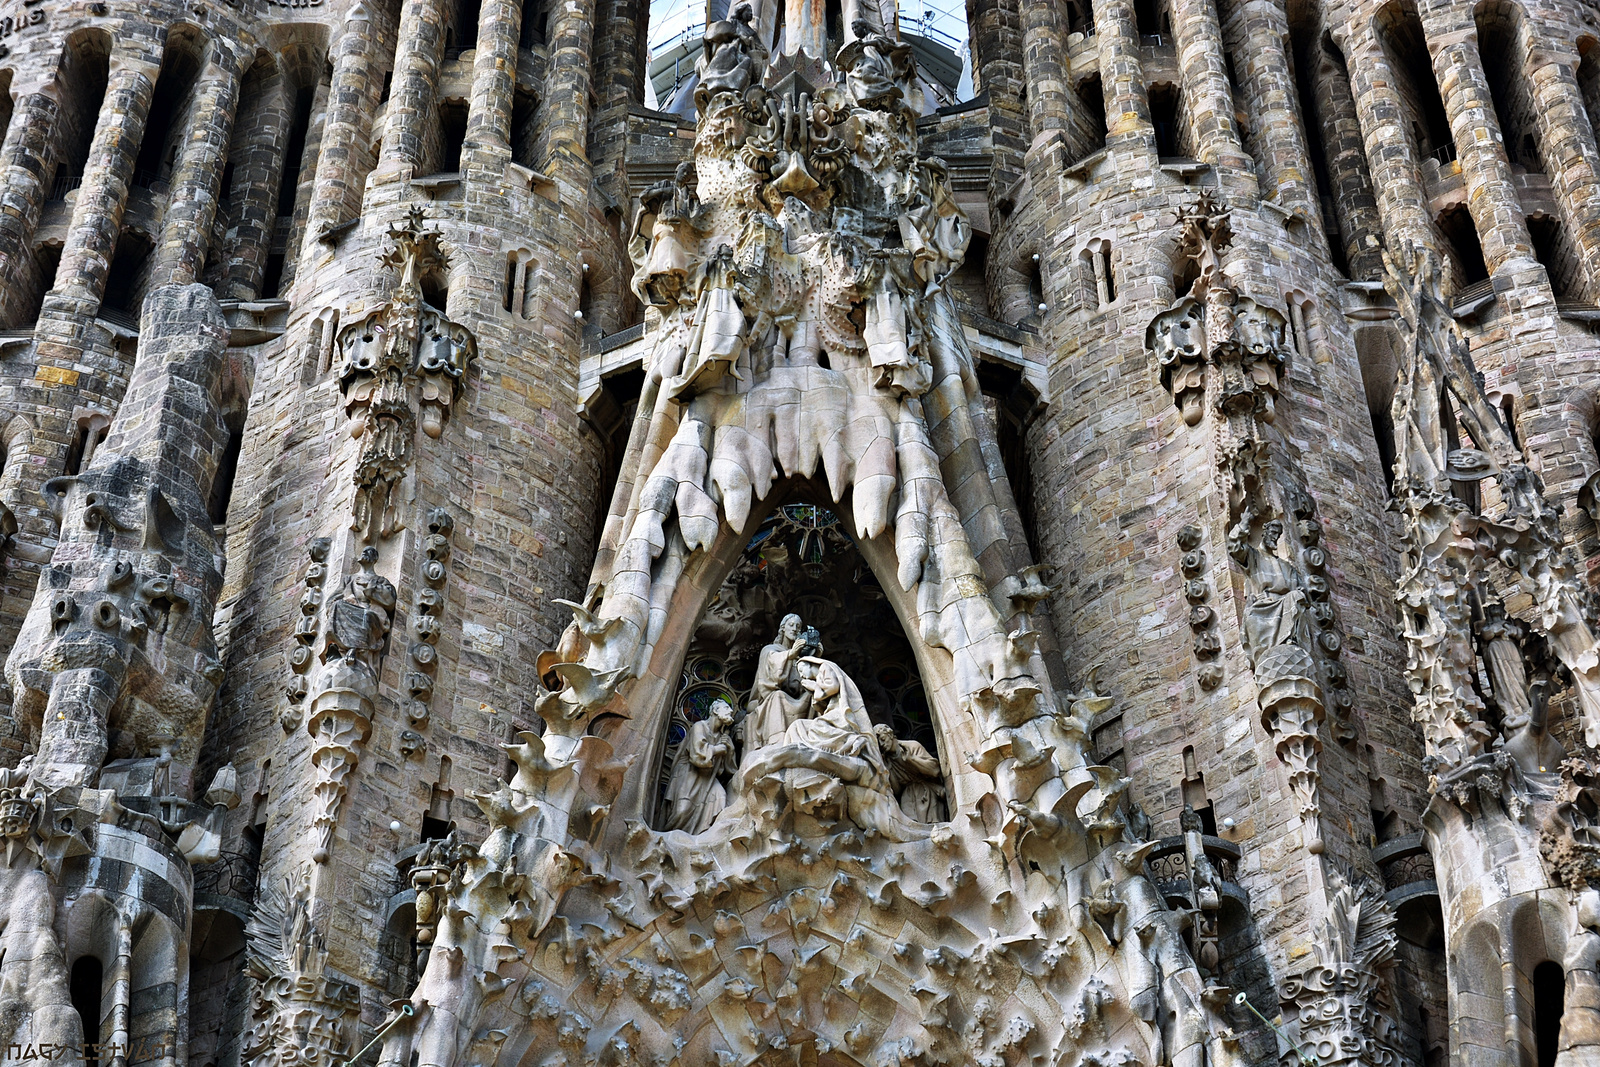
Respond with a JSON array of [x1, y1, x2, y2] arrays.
[[3, 0, 1600, 1063]]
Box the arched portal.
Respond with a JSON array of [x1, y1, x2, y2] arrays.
[[650, 500, 941, 828]]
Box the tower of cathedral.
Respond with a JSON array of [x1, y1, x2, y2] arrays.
[[1, 0, 1599, 1062]]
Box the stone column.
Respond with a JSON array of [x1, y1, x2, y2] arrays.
[[153, 52, 244, 287], [306, 4, 382, 239], [1019, 0, 1069, 142], [1168, 0, 1249, 171], [0, 83, 62, 324], [1229, 0, 1313, 213], [540, 0, 595, 189], [1528, 51, 1600, 299], [1095, 0, 1157, 157], [465, 0, 520, 154], [1339, 27, 1432, 254], [52, 51, 158, 307], [223, 71, 290, 299], [969, 0, 1027, 205], [588, 0, 645, 187], [376, 0, 448, 176], [1432, 32, 1534, 275], [1309, 43, 1385, 279]]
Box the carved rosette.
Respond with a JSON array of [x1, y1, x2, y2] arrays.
[[1177, 525, 1223, 691], [335, 208, 474, 543]]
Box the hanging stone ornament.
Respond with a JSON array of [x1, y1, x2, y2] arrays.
[[334, 208, 475, 543]]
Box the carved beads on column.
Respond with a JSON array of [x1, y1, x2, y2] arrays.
[[283, 538, 333, 731], [1177, 525, 1223, 692], [400, 507, 453, 757]]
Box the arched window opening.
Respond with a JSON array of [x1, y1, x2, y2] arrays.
[[278, 88, 316, 217], [451, 0, 481, 55], [70, 956, 104, 1067], [51, 35, 111, 200], [208, 408, 245, 525], [438, 99, 470, 173], [422, 271, 449, 311], [1500, 394, 1520, 450], [1355, 325, 1400, 492], [63, 416, 109, 476], [652, 501, 942, 832], [511, 87, 539, 168], [1099, 244, 1117, 303], [1076, 74, 1107, 150], [1149, 83, 1182, 158], [1180, 746, 1218, 834], [1476, 3, 1538, 173], [977, 359, 1041, 557], [1579, 38, 1600, 141], [1066, 0, 1095, 37], [15, 243, 62, 329], [1376, 2, 1453, 164], [1534, 961, 1564, 1067], [1284, 19, 1352, 274], [133, 32, 204, 188], [1134, 0, 1161, 38], [422, 756, 455, 840], [520, 0, 548, 48], [1368, 769, 1400, 843], [101, 230, 155, 316], [1528, 214, 1582, 303], [590, 365, 643, 549], [1437, 205, 1489, 289]]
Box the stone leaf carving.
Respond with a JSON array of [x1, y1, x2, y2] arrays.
[[1278, 872, 1408, 1067]]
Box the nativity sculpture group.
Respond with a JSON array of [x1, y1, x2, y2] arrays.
[[662, 613, 947, 836], [353, 10, 1330, 1067]]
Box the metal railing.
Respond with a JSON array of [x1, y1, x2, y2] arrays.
[[1428, 141, 1458, 165], [1370, 831, 1436, 892], [51, 173, 82, 199], [192, 848, 261, 903], [1145, 833, 1242, 900]]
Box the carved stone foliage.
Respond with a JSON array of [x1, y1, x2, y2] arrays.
[[334, 209, 475, 543], [244, 875, 361, 1067], [1279, 873, 1408, 1067], [1381, 243, 1600, 773], [306, 547, 396, 863]]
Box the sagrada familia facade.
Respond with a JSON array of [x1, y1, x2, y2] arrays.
[[3, 0, 1600, 1058]]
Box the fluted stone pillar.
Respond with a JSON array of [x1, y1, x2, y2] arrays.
[[1528, 51, 1600, 300], [52, 52, 157, 307], [1340, 27, 1432, 254], [1169, 0, 1249, 171], [1230, 0, 1313, 213], [1096, 0, 1157, 157], [1310, 43, 1385, 279], [377, 0, 448, 176], [1433, 34, 1534, 276], [465, 0, 520, 153], [154, 53, 244, 287], [540, 0, 595, 189], [307, 4, 382, 238], [0, 84, 62, 324]]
